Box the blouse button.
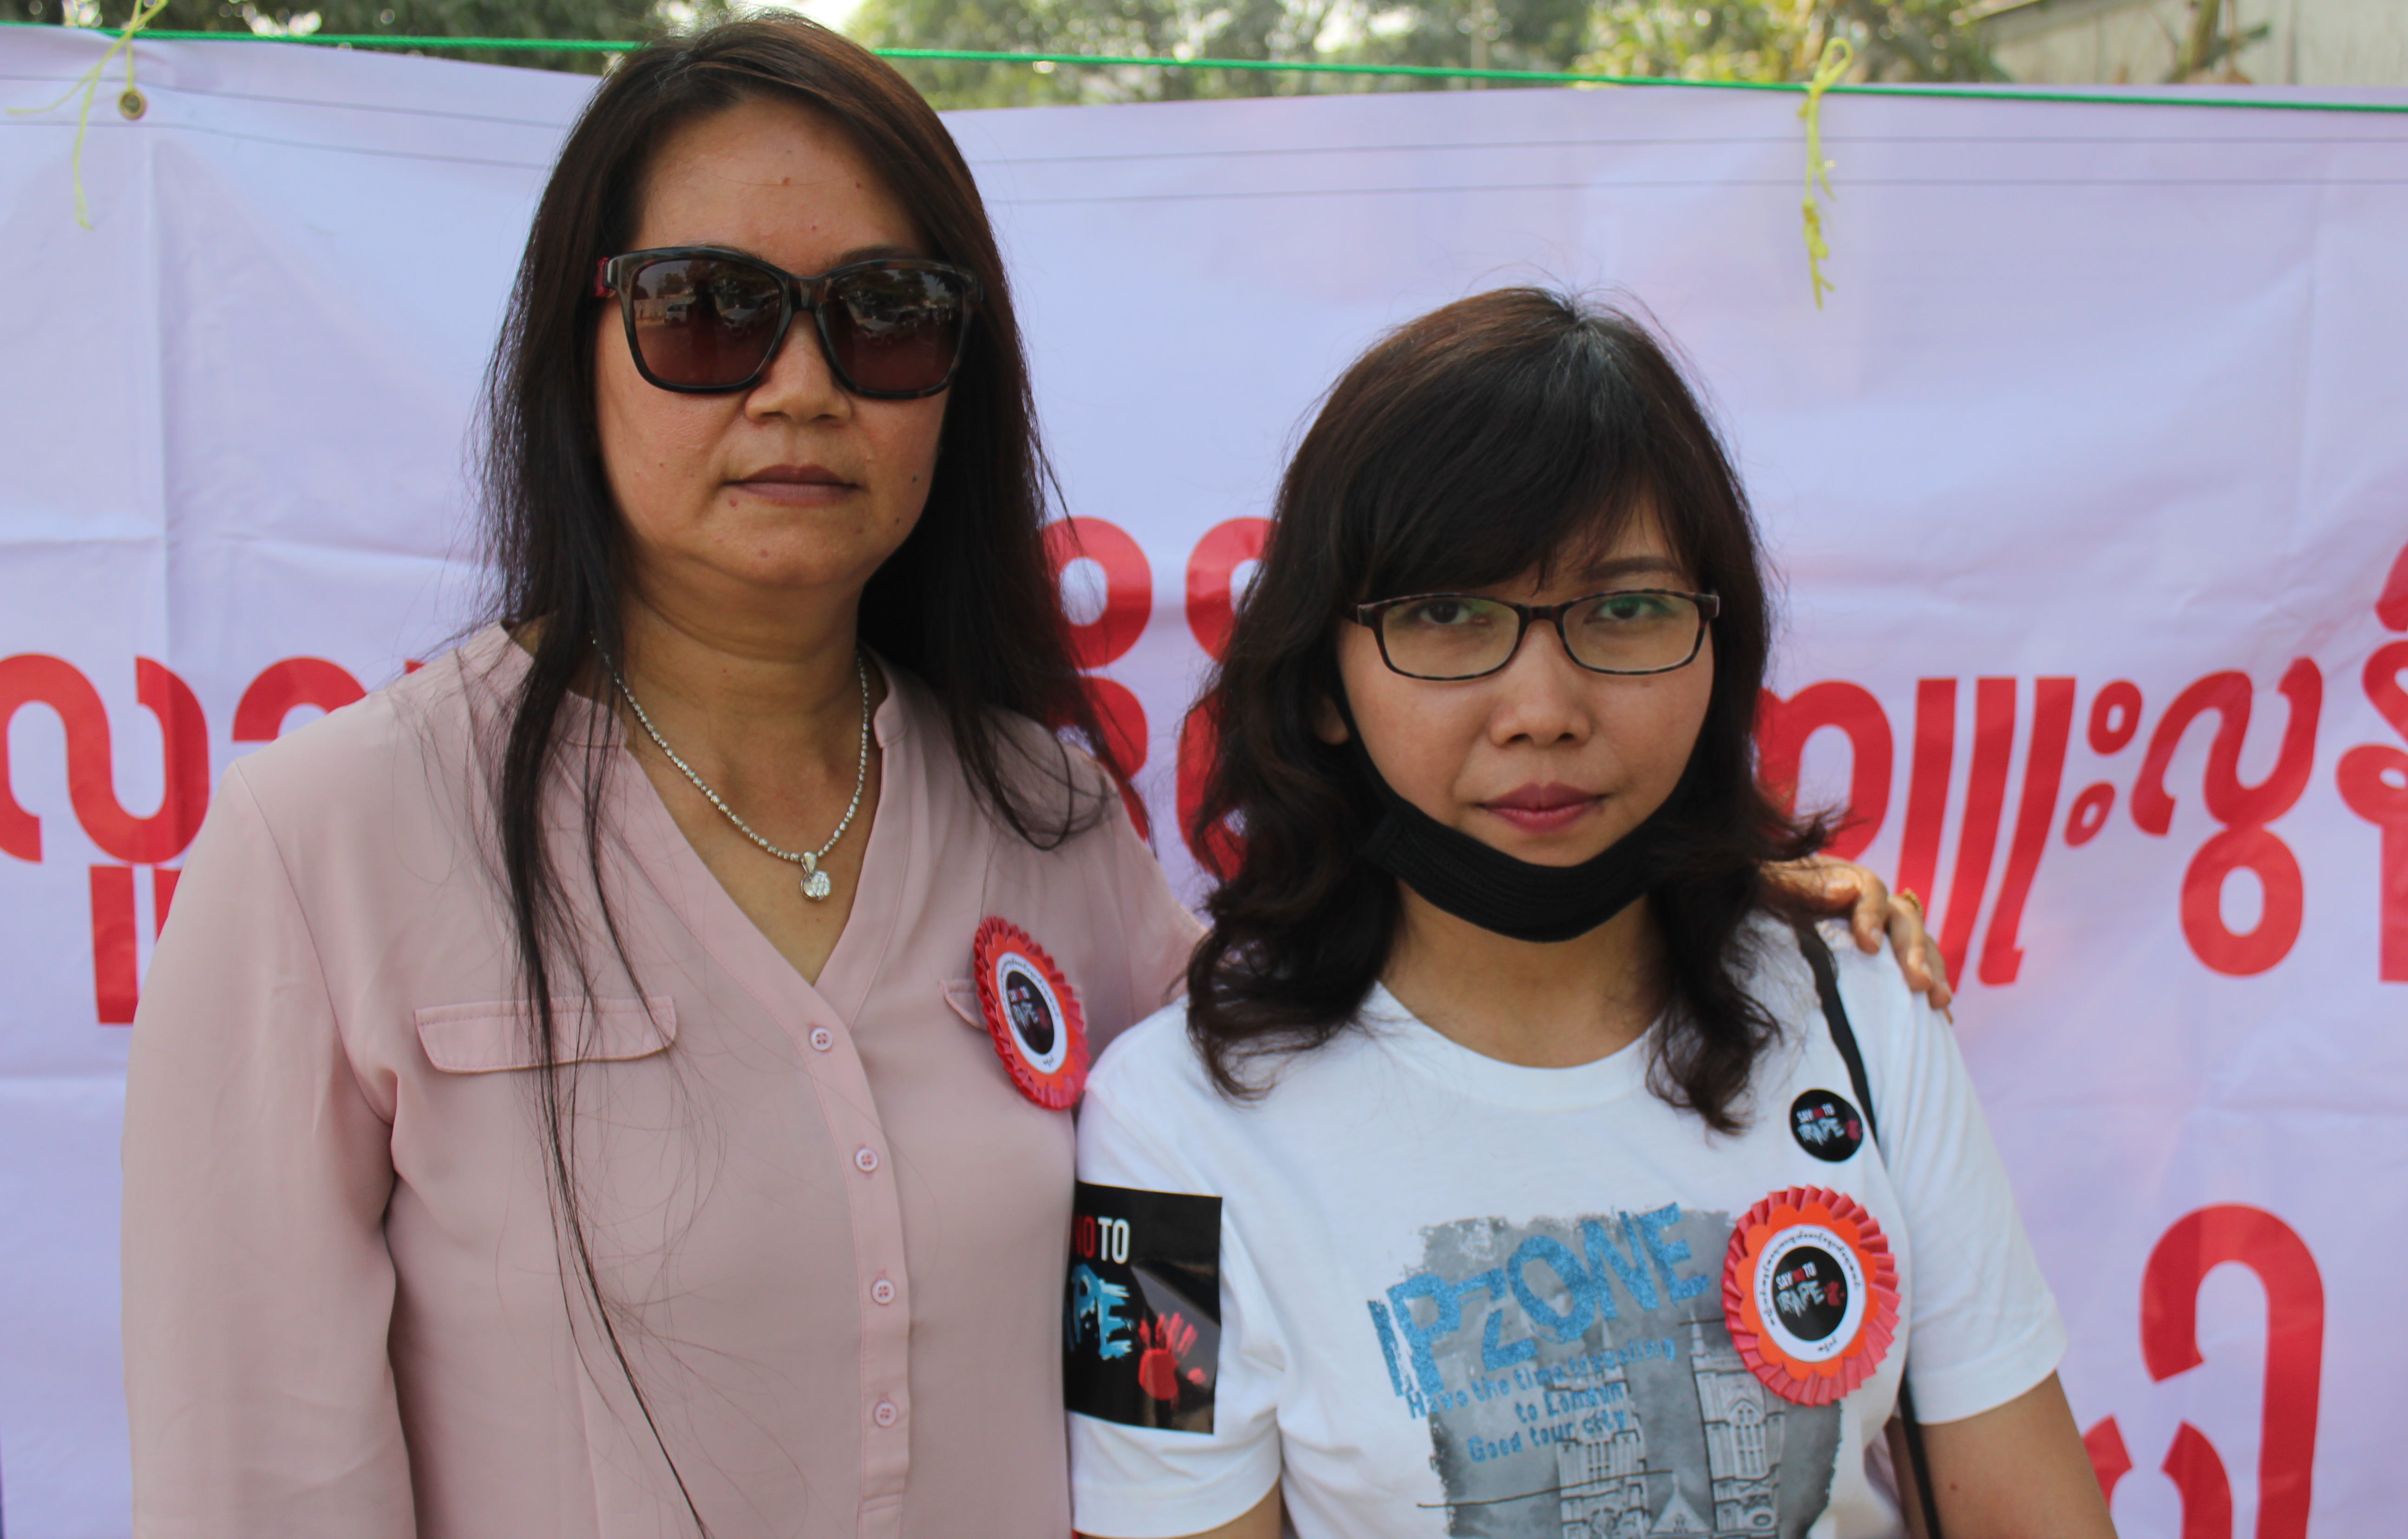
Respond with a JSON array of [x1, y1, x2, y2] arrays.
[[871, 1277, 896, 1305], [872, 1399, 900, 1428], [854, 1146, 880, 1174], [809, 1026, 834, 1052]]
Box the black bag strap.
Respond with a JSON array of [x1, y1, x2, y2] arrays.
[[1796, 924, 1946, 1539]]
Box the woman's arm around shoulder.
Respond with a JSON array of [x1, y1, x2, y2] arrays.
[[1773, 856, 1953, 1011], [123, 765, 413, 1537]]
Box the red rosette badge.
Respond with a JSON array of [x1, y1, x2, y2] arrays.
[[972, 917, 1088, 1109], [1721, 1185, 1901, 1406]]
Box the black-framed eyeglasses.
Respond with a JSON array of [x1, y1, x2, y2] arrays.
[[592, 247, 980, 399], [1350, 589, 1721, 681]]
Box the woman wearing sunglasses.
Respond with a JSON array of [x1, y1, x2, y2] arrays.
[[120, 21, 1938, 1539], [1065, 293, 2113, 1539]]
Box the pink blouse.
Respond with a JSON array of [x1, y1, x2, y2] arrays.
[[121, 627, 1201, 1539]]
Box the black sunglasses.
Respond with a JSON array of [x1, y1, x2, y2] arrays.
[[593, 247, 980, 399]]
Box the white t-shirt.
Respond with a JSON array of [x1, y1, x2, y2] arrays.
[[1067, 920, 2065, 1539]]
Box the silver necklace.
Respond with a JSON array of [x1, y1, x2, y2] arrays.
[[605, 652, 871, 902]]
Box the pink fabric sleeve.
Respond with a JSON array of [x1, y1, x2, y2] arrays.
[[121, 765, 415, 1538], [1099, 801, 1205, 1050]]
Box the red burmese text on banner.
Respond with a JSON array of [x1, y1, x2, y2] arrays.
[[2083, 1206, 2323, 1539], [2066, 682, 2144, 848], [2338, 638, 2408, 980], [88, 865, 178, 1026], [1175, 696, 1241, 881], [1896, 677, 1955, 918], [0, 656, 209, 866], [1047, 517, 1154, 836], [233, 656, 366, 741], [1175, 518, 1267, 878], [1755, 681, 1892, 861], [3, 655, 368, 1024], [1978, 677, 2074, 986], [88, 865, 139, 1026], [2378, 538, 2408, 634], [1047, 517, 1152, 672], [2133, 662, 2320, 977], [1937, 678, 2017, 986], [1184, 517, 1269, 663], [18, 541, 2391, 1031], [1759, 677, 2070, 986], [1764, 659, 2351, 988]]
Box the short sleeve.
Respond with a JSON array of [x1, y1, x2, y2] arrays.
[[1832, 941, 2068, 1424], [122, 766, 415, 1536], [1070, 1051, 1281, 1538]]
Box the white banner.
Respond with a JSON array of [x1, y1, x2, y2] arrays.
[[2, 28, 2402, 1538]]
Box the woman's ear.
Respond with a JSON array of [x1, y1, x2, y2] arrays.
[[1313, 692, 1350, 745]]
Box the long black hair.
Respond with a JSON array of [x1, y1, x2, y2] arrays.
[[475, 16, 1113, 1523], [1184, 288, 1821, 1130]]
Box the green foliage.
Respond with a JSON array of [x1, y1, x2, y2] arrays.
[[2170, 0, 2266, 84], [1331, 0, 1593, 78], [856, 0, 1335, 106], [1580, 1, 2001, 84], [32, 0, 1999, 93], [33, 0, 726, 72], [858, 0, 1999, 106]]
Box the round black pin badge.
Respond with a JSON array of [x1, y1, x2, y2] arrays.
[[1789, 1089, 1865, 1162]]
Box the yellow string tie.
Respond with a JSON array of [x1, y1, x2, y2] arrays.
[[10, 0, 171, 230], [1797, 36, 1853, 310]]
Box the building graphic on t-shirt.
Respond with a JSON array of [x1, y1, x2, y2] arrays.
[[1642, 1491, 1709, 1534], [1549, 1320, 1785, 1539], [1686, 1319, 1783, 1537], [1554, 1350, 1649, 1539], [1379, 1207, 1839, 1539]]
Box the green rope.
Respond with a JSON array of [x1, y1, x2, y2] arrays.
[[8, 21, 2408, 114]]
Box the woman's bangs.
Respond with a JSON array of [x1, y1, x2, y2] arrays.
[[1350, 349, 1671, 603]]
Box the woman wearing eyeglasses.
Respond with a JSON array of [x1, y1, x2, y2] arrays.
[[1065, 293, 2114, 1539], [121, 22, 1937, 1539]]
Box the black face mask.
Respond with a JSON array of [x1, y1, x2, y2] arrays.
[[1352, 737, 1678, 945]]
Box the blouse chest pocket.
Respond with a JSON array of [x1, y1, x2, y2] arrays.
[[412, 997, 679, 1074], [941, 979, 982, 1030]]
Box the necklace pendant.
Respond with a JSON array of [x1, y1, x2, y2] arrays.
[[800, 852, 833, 903], [608, 649, 868, 908]]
